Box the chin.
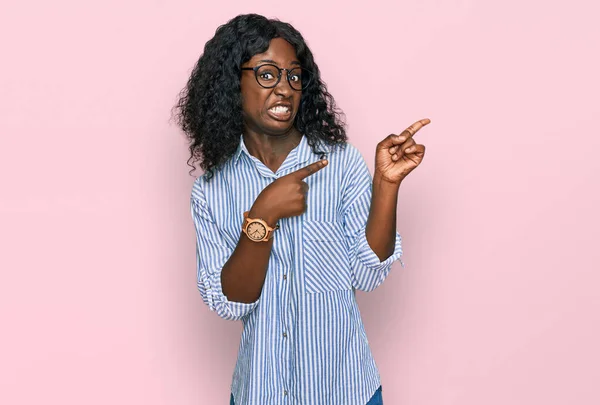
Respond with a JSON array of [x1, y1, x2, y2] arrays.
[[263, 120, 296, 136], [272, 126, 297, 137]]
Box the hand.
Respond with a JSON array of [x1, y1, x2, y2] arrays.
[[375, 118, 430, 184], [250, 159, 328, 225]]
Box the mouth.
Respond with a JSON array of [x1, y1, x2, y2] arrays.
[[266, 104, 293, 121]]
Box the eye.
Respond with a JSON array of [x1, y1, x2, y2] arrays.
[[289, 73, 301, 82], [256, 66, 279, 82], [260, 72, 275, 80]]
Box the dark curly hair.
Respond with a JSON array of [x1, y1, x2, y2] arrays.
[[174, 13, 347, 178]]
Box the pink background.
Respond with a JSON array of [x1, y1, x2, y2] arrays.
[[1, 0, 599, 404]]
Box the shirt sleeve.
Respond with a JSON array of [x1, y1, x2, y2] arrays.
[[341, 146, 404, 292], [190, 181, 259, 321]]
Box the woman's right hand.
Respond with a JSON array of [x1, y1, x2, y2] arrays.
[[249, 159, 328, 225]]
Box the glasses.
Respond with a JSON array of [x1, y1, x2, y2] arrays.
[[241, 64, 313, 91]]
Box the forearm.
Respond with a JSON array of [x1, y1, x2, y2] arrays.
[[220, 206, 278, 303], [365, 171, 401, 261]]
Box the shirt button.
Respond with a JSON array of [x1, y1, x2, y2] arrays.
[[284, 390, 288, 396], [283, 332, 287, 338], [283, 274, 287, 280]]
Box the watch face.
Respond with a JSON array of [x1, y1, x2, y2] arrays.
[[247, 221, 267, 241]]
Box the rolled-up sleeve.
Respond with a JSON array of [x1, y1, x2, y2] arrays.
[[341, 147, 404, 292], [191, 183, 259, 321]]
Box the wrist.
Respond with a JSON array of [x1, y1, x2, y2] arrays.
[[248, 204, 278, 228], [373, 170, 403, 190]]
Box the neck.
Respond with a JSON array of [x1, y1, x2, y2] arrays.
[[243, 128, 302, 172]]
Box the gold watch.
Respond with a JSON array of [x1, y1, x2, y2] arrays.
[[242, 211, 279, 242]]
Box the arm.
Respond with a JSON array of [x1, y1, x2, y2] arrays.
[[220, 204, 277, 304], [342, 149, 404, 292], [220, 159, 328, 303], [366, 174, 402, 261], [191, 160, 328, 319], [191, 193, 268, 320], [368, 118, 430, 260], [344, 118, 430, 291]]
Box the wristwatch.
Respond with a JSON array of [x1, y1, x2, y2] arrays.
[[242, 211, 279, 242]]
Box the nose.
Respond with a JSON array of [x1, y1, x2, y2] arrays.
[[273, 71, 294, 96]]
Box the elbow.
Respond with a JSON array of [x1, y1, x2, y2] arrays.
[[353, 279, 383, 293], [200, 287, 258, 321], [197, 271, 258, 321], [351, 264, 390, 292], [213, 305, 248, 322]]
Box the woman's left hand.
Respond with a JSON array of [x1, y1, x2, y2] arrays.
[[374, 118, 430, 184]]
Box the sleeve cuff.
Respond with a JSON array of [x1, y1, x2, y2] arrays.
[[355, 228, 404, 270], [203, 269, 260, 320]]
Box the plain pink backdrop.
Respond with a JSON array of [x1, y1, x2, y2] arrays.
[[1, 0, 599, 404]]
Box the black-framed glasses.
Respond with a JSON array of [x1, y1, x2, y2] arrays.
[[241, 64, 313, 91]]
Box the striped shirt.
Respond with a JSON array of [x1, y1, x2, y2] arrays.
[[190, 135, 403, 405]]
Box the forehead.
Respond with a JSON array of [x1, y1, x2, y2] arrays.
[[247, 38, 299, 66]]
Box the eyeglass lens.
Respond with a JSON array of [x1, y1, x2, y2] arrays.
[[255, 65, 312, 90]]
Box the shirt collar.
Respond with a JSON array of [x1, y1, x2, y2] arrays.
[[232, 134, 246, 164], [233, 134, 331, 166]]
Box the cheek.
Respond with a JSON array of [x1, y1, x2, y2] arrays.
[[241, 89, 269, 115], [294, 94, 302, 113], [240, 93, 259, 117], [240, 80, 258, 112]]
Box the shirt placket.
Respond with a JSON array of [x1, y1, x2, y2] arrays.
[[248, 147, 304, 403], [274, 174, 292, 403]]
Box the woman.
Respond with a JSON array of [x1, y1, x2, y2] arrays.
[[175, 13, 428, 405]]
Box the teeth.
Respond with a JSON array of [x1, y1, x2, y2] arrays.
[[270, 106, 289, 114]]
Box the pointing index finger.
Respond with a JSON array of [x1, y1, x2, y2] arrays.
[[293, 159, 328, 180], [400, 118, 431, 139]]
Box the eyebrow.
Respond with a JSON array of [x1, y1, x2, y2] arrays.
[[257, 59, 301, 66]]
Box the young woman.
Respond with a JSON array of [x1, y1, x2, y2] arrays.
[[175, 13, 429, 405]]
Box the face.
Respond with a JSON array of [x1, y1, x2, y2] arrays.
[[240, 38, 303, 137]]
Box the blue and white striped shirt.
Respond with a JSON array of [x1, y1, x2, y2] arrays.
[[191, 135, 403, 405]]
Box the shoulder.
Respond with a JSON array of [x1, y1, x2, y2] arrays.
[[190, 177, 209, 213], [325, 141, 368, 172], [190, 165, 229, 203]]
